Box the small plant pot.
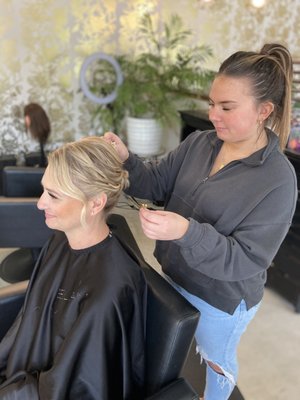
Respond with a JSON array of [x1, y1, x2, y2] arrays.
[[126, 117, 163, 156]]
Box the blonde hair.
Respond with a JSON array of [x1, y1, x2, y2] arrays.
[[47, 136, 129, 222], [218, 43, 293, 150]]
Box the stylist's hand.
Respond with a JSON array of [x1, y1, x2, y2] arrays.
[[103, 132, 129, 162], [139, 207, 189, 240]]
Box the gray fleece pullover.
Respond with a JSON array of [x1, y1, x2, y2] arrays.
[[124, 129, 297, 313]]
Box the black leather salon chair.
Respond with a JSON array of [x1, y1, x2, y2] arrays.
[[0, 198, 52, 283], [25, 151, 43, 167], [108, 213, 200, 399], [0, 154, 17, 195], [2, 166, 44, 197], [266, 149, 300, 312], [142, 264, 199, 399], [0, 197, 52, 331], [0, 213, 200, 399], [0, 167, 46, 282]]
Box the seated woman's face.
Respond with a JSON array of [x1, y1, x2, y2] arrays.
[[37, 167, 84, 235]]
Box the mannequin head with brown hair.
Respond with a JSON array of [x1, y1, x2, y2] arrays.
[[24, 103, 51, 144], [24, 103, 51, 167]]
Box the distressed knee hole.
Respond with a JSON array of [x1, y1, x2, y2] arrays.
[[196, 346, 236, 386], [196, 346, 236, 389], [207, 360, 224, 375], [206, 360, 236, 388]]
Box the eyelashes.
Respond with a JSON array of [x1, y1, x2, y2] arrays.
[[48, 192, 58, 199]]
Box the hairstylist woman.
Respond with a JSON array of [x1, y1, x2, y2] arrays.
[[104, 43, 298, 399]]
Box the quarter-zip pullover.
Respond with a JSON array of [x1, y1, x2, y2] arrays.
[[124, 129, 297, 313]]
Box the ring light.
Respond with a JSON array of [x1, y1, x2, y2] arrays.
[[80, 52, 123, 105]]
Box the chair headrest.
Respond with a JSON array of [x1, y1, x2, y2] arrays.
[[2, 166, 45, 197], [0, 199, 52, 247]]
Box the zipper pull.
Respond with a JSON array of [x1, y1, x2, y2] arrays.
[[192, 176, 208, 195]]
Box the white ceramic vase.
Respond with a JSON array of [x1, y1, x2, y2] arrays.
[[126, 116, 162, 156]]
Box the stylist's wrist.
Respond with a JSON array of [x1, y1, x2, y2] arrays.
[[178, 218, 189, 239]]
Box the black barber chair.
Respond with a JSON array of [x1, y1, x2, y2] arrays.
[[108, 214, 200, 399], [25, 151, 43, 167], [0, 167, 45, 283], [0, 154, 17, 195], [266, 149, 300, 312], [0, 198, 52, 283], [0, 213, 200, 399], [0, 197, 52, 337], [2, 166, 44, 197]]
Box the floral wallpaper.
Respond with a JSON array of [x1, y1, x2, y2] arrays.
[[0, 0, 300, 158]]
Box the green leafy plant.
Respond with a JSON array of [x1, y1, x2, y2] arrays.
[[90, 13, 215, 134]]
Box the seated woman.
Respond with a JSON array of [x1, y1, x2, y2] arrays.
[[0, 137, 147, 399], [24, 103, 51, 167]]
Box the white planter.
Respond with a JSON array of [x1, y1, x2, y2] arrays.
[[126, 117, 162, 156]]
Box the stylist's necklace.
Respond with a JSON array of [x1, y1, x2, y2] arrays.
[[218, 135, 267, 171], [217, 143, 252, 171]]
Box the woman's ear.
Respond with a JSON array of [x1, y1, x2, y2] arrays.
[[259, 101, 274, 122], [90, 193, 107, 216]]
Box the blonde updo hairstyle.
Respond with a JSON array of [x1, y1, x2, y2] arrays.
[[47, 136, 129, 224]]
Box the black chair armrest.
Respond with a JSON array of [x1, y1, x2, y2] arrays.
[[142, 264, 200, 395], [146, 378, 198, 400], [0, 281, 28, 341]]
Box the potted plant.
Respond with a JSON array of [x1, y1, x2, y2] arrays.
[[90, 13, 214, 155]]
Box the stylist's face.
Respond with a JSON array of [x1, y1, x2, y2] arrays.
[[37, 167, 84, 234], [208, 75, 261, 144]]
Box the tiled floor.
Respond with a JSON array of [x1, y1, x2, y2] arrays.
[[1, 200, 300, 399]]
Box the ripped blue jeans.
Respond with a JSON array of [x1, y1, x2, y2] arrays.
[[163, 275, 260, 400]]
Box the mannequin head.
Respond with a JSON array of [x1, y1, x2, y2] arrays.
[[24, 103, 51, 144]]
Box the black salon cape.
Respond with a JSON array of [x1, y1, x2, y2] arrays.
[[0, 231, 147, 399]]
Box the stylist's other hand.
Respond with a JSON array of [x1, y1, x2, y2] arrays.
[[103, 132, 129, 162], [139, 208, 189, 240]]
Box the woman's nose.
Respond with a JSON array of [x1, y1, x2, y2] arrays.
[[209, 107, 220, 123], [37, 192, 46, 210]]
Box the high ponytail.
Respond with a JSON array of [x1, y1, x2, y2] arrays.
[[259, 44, 293, 149]]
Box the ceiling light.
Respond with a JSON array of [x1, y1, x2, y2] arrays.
[[251, 0, 266, 8]]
